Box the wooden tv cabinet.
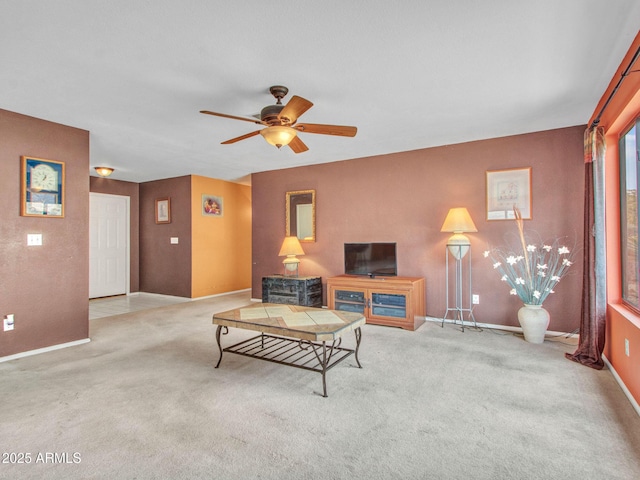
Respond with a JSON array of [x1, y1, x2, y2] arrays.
[[327, 275, 426, 331]]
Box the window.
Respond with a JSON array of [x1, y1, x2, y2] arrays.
[[620, 119, 640, 308]]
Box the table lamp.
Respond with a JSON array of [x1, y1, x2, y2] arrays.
[[279, 236, 305, 276]]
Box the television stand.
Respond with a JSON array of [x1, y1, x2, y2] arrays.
[[327, 275, 426, 331]]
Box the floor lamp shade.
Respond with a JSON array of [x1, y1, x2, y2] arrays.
[[441, 207, 478, 259]]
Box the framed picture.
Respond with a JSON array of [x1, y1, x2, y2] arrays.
[[486, 167, 532, 220], [202, 194, 223, 217], [20, 156, 65, 217], [155, 198, 171, 224]]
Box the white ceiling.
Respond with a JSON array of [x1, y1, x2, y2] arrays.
[[1, 1, 639, 184]]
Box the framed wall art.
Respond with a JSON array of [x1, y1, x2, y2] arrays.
[[486, 167, 532, 220], [202, 194, 223, 217], [155, 197, 171, 224], [20, 156, 65, 217]]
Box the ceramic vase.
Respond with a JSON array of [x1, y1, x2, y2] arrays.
[[517, 304, 550, 344]]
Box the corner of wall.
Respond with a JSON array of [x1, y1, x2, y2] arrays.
[[191, 175, 252, 298]]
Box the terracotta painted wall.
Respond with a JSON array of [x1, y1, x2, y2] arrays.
[[595, 30, 640, 406], [139, 176, 192, 297], [603, 115, 640, 405], [191, 175, 252, 297], [89, 177, 140, 292], [252, 126, 585, 333], [0, 109, 90, 357]]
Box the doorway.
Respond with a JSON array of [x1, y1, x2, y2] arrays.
[[89, 193, 130, 298]]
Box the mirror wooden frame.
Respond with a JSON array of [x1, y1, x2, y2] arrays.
[[285, 189, 316, 242]]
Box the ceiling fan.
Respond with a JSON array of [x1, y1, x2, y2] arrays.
[[200, 86, 357, 154]]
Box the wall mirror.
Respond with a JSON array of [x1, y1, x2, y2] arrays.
[[286, 190, 316, 242]]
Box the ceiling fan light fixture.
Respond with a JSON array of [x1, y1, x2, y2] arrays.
[[260, 126, 297, 148]]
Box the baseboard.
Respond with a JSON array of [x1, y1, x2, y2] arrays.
[[192, 288, 252, 301], [127, 291, 188, 300], [425, 316, 579, 339], [128, 288, 252, 302], [0, 338, 90, 364], [603, 355, 640, 417]]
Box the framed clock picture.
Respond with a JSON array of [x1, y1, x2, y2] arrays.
[[20, 156, 65, 217]]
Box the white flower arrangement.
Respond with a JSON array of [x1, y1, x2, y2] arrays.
[[483, 208, 576, 305]]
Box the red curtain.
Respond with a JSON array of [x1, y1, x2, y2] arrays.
[[566, 127, 606, 369]]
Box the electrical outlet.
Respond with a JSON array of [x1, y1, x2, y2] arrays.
[[625, 338, 630, 357], [4, 314, 14, 331], [472, 294, 480, 305]]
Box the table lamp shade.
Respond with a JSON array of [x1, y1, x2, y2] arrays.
[[279, 236, 305, 256]]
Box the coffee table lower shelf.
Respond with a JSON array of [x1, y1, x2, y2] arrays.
[[214, 328, 362, 397]]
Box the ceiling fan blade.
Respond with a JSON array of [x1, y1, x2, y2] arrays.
[[295, 123, 357, 137], [200, 110, 265, 125], [278, 96, 313, 125], [221, 130, 262, 144], [288, 136, 309, 154]]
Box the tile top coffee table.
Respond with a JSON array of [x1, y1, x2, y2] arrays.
[[212, 303, 365, 397]]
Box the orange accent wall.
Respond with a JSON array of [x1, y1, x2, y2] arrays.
[[191, 175, 252, 298], [597, 31, 640, 406], [605, 123, 640, 403]]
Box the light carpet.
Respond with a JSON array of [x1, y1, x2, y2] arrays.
[[1, 291, 639, 480]]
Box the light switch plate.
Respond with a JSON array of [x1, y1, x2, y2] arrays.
[[170, 237, 179, 244], [27, 234, 42, 246], [4, 315, 14, 331]]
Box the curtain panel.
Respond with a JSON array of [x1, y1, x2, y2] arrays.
[[566, 126, 606, 369]]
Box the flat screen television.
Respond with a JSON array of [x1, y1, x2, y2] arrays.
[[344, 242, 397, 277]]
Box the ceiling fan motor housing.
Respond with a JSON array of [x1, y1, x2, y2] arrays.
[[261, 104, 285, 125]]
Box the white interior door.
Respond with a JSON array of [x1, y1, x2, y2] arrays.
[[89, 193, 129, 298]]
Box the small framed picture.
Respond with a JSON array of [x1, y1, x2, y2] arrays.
[[155, 198, 171, 224], [486, 167, 532, 220], [20, 156, 65, 217], [202, 194, 223, 217]]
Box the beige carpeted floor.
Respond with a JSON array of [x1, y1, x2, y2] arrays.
[[1, 291, 639, 480]]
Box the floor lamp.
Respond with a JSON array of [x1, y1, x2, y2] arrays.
[[441, 207, 478, 332]]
